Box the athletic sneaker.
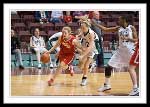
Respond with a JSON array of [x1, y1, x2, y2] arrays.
[[49, 63, 54, 68], [80, 79, 87, 86], [89, 62, 96, 73], [48, 78, 54, 86], [53, 63, 57, 68], [38, 63, 42, 69], [129, 88, 139, 96], [98, 84, 111, 92], [19, 65, 25, 70]]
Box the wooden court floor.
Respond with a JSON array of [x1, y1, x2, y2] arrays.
[[11, 67, 132, 96]]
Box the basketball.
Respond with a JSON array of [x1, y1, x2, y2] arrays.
[[40, 52, 50, 64]]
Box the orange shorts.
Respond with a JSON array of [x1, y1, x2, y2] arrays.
[[130, 48, 139, 66], [59, 53, 75, 65]]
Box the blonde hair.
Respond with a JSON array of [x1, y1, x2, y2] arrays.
[[79, 16, 91, 27], [62, 26, 72, 34]]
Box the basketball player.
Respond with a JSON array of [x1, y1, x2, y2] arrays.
[[128, 41, 139, 96], [30, 28, 52, 69], [46, 26, 84, 86], [48, 32, 62, 67], [91, 16, 138, 92], [78, 20, 100, 86]]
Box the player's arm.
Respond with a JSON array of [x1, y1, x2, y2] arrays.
[[30, 37, 37, 48], [75, 15, 88, 20], [82, 33, 95, 57], [47, 36, 61, 53], [91, 19, 119, 32], [42, 37, 46, 48], [72, 39, 84, 51], [128, 26, 138, 42]]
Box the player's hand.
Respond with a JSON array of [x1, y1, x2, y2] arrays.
[[79, 55, 84, 61], [82, 47, 86, 52], [46, 51, 50, 54], [55, 52, 59, 58]]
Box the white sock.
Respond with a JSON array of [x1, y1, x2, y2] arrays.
[[38, 62, 41, 65], [105, 78, 110, 85], [133, 84, 138, 89], [83, 75, 87, 77]]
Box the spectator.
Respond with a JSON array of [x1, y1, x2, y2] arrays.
[[63, 11, 72, 24], [35, 11, 50, 24], [30, 28, 53, 69], [50, 11, 63, 24], [11, 29, 24, 69], [91, 11, 104, 67], [88, 11, 93, 19]]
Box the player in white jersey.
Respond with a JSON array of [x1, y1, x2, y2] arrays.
[[78, 20, 100, 86], [48, 32, 62, 67], [48, 32, 62, 52], [91, 16, 138, 93], [30, 28, 50, 69]]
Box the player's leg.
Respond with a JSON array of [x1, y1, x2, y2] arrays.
[[136, 67, 139, 87], [98, 47, 128, 92], [89, 54, 98, 73], [66, 55, 75, 76], [48, 61, 68, 86], [14, 49, 24, 69], [128, 48, 139, 96], [128, 65, 139, 96], [33, 48, 41, 69], [80, 57, 93, 86], [78, 55, 87, 71], [53, 47, 60, 67], [98, 65, 112, 92]]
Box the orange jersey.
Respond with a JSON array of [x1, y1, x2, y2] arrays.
[[59, 35, 76, 55]]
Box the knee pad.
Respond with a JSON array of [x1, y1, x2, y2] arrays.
[[105, 66, 112, 78]]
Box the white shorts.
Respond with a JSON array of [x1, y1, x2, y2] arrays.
[[33, 47, 47, 54], [108, 45, 134, 68], [87, 51, 98, 59]]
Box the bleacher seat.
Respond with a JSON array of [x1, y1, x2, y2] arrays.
[[103, 41, 111, 52], [107, 22, 117, 27], [11, 14, 21, 26], [55, 23, 66, 31], [41, 23, 54, 33], [67, 22, 79, 32], [14, 23, 26, 33], [22, 53, 31, 67], [28, 22, 41, 30], [23, 15, 35, 25], [18, 31, 32, 43], [48, 30, 58, 37]]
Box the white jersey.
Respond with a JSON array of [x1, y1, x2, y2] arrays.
[[81, 28, 99, 55], [108, 25, 135, 68], [118, 25, 135, 54], [48, 32, 62, 52], [31, 36, 45, 48], [49, 32, 62, 41]]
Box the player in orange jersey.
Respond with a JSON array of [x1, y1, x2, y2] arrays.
[[46, 26, 84, 86], [128, 41, 139, 96]]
